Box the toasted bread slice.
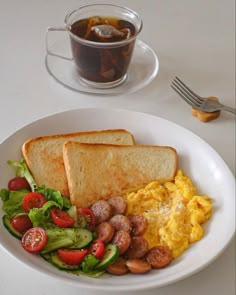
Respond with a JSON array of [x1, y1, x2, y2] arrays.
[[63, 142, 178, 208], [22, 129, 134, 196]]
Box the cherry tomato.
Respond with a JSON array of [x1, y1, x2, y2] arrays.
[[11, 214, 33, 233], [58, 249, 88, 265], [51, 207, 75, 228], [88, 239, 105, 259], [77, 208, 96, 231], [21, 227, 47, 253], [22, 192, 47, 212], [8, 177, 31, 191]]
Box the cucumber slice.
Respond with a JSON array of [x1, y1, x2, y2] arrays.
[[67, 206, 78, 224], [40, 252, 51, 261], [67, 205, 87, 228], [69, 228, 93, 249], [77, 214, 87, 228], [40, 237, 74, 254], [2, 215, 22, 240], [50, 252, 81, 270], [41, 252, 104, 276], [95, 244, 119, 270]]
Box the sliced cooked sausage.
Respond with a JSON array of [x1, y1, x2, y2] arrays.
[[125, 236, 149, 259], [109, 214, 131, 232], [95, 221, 114, 243], [112, 230, 131, 254], [129, 215, 148, 236], [126, 259, 151, 274], [90, 200, 112, 224], [108, 195, 127, 215], [146, 245, 173, 269], [106, 257, 129, 275]]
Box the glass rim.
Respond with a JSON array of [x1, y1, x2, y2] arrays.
[[64, 3, 143, 47]]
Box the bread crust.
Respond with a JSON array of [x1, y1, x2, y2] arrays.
[[63, 142, 178, 208], [22, 129, 135, 196]]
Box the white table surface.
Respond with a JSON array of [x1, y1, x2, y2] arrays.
[[0, 0, 235, 294]]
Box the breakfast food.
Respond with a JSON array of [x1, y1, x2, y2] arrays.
[[22, 129, 134, 197], [124, 170, 212, 257], [63, 142, 178, 208], [87, 197, 169, 274], [0, 127, 213, 279], [192, 96, 221, 122]]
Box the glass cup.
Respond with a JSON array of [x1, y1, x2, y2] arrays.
[[46, 4, 143, 89]]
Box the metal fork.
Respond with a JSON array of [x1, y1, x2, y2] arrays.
[[171, 76, 236, 114]]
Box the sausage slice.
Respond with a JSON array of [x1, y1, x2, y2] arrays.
[[126, 259, 151, 274], [95, 221, 114, 243], [109, 214, 131, 232], [108, 196, 127, 215], [129, 215, 148, 236], [106, 257, 129, 275], [146, 246, 173, 268], [125, 236, 149, 259], [112, 230, 131, 254], [90, 200, 112, 224]]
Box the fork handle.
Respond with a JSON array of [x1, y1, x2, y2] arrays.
[[221, 105, 236, 114]]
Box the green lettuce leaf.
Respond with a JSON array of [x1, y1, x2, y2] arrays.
[[0, 189, 10, 202], [81, 254, 99, 273], [1, 190, 27, 218], [36, 186, 71, 209], [7, 159, 37, 191], [28, 200, 60, 227]]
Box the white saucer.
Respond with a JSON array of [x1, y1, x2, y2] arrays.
[[45, 39, 159, 96]]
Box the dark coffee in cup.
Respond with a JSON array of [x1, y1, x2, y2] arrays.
[[70, 16, 136, 84], [46, 4, 142, 88]]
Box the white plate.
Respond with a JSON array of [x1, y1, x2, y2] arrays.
[[45, 39, 159, 96], [0, 108, 235, 291]]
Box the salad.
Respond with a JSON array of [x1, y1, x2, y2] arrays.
[[0, 160, 119, 278]]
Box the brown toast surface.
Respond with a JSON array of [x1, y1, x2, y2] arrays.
[[22, 129, 135, 196], [63, 142, 178, 207]]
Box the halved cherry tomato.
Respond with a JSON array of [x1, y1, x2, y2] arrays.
[[21, 227, 47, 253], [11, 214, 33, 233], [51, 207, 75, 228], [88, 239, 105, 259], [8, 177, 31, 191], [22, 192, 47, 212], [58, 249, 88, 265], [77, 208, 96, 231]]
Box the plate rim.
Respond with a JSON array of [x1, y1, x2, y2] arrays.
[[0, 107, 235, 291]]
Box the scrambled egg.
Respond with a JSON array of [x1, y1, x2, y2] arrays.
[[124, 170, 212, 258]]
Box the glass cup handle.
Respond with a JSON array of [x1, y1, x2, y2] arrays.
[[46, 27, 73, 60]]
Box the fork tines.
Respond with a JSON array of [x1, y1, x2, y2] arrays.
[[171, 76, 203, 108]]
